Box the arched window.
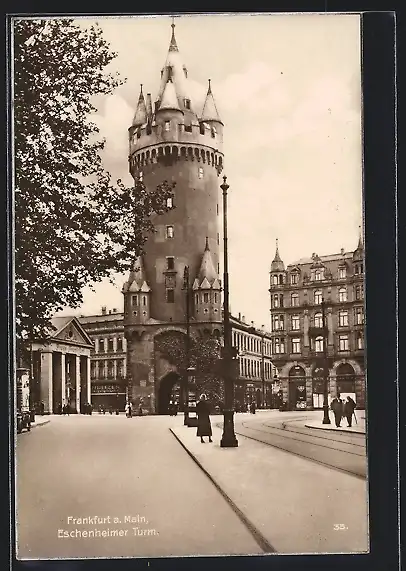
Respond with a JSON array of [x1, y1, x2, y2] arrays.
[[314, 312, 323, 328], [142, 296, 147, 306], [272, 275, 278, 285], [279, 274, 284, 284], [315, 336, 324, 352], [339, 287, 347, 302]]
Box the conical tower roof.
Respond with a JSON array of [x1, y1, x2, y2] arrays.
[[156, 21, 193, 112], [271, 239, 285, 272], [125, 256, 150, 290], [158, 78, 182, 112], [200, 79, 223, 124], [132, 85, 147, 127], [197, 237, 219, 287], [353, 226, 364, 261]]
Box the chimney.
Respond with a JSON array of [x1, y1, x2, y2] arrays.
[[238, 312, 241, 321], [341, 248, 345, 255], [251, 321, 254, 327], [242, 315, 245, 323], [113, 308, 117, 314], [101, 306, 107, 315], [108, 310, 112, 315]]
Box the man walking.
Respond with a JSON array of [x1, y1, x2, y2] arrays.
[[343, 396, 356, 427], [330, 393, 344, 427]]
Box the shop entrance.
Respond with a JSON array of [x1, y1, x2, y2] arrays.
[[288, 366, 307, 410]]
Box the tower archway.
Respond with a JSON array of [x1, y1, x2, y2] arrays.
[[157, 372, 183, 415]]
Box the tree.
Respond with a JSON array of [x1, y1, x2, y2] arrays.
[[13, 19, 174, 342], [155, 332, 225, 405]]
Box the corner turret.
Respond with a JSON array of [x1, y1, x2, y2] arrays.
[[200, 79, 223, 142], [193, 237, 221, 322], [132, 85, 147, 128], [123, 256, 151, 324], [270, 239, 286, 287]]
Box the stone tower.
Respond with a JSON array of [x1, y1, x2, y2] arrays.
[[123, 21, 224, 413]]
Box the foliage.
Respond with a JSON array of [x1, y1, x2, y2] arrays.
[[155, 332, 225, 404], [13, 19, 174, 341]]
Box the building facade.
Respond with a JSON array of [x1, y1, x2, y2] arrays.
[[122, 22, 226, 412], [268, 238, 366, 411], [79, 310, 276, 412]]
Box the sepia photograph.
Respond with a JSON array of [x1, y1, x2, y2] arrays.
[[12, 12, 369, 559]]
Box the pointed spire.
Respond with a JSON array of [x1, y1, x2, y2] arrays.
[[158, 78, 183, 113], [200, 79, 223, 124], [197, 237, 219, 286], [353, 225, 364, 261], [271, 238, 285, 272], [357, 225, 363, 249], [132, 85, 147, 127], [169, 17, 178, 52], [126, 256, 150, 290]]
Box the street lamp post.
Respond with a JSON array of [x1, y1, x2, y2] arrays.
[[183, 266, 191, 426], [321, 300, 331, 424], [220, 176, 238, 448]]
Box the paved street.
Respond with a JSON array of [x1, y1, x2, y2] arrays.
[[16, 414, 262, 559]]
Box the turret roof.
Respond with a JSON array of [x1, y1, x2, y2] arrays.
[[125, 256, 150, 292], [197, 237, 220, 288], [271, 239, 285, 272], [200, 79, 223, 124], [353, 226, 364, 261], [158, 78, 182, 112], [132, 86, 147, 127]]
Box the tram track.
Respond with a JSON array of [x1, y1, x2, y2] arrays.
[[217, 416, 367, 479]]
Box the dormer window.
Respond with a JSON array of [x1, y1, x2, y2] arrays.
[[290, 273, 299, 285], [314, 269, 324, 281], [211, 126, 217, 138], [164, 121, 170, 131], [137, 128, 141, 139], [184, 99, 191, 110]]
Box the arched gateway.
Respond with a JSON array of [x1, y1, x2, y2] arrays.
[[156, 372, 183, 415]]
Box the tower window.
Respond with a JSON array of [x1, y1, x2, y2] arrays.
[[166, 226, 174, 239], [195, 294, 199, 305], [164, 121, 170, 131], [166, 289, 175, 303], [132, 295, 138, 306], [217, 204, 219, 215], [211, 126, 217, 138], [166, 196, 173, 208], [204, 308, 209, 314], [184, 99, 191, 109], [138, 171, 143, 182], [142, 296, 147, 306], [184, 124, 192, 133], [203, 293, 209, 303], [137, 128, 141, 139], [198, 167, 204, 179], [167, 257, 175, 270], [214, 292, 218, 303]]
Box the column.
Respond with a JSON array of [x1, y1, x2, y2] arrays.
[[40, 351, 53, 414], [61, 353, 66, 405], [113, 358, 117, 380], [303, 310, 309, 347], [327, 309, 334, 346], [75, 354, 81, 413], [87, 357, 91, 403], [113, 336, 117, 353]]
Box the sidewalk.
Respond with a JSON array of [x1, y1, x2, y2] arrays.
[[31, 416, 51, 427], [170, 420, 368, 554], [304, 411, 366, 434]]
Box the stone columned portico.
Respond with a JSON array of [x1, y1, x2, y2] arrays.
[[31, 317, 93, 414]]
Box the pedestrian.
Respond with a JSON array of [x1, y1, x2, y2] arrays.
[[40, 401, 45, 415], [250, 401, 256, 414], [330, 393, 343, 427], [343, 396, 356, 427], [196, 394, 213, 443], [125, 401, 132, 418], [139, 399, 143, 416], [173, 401, 178, 416], [168, 401, 173, 416]]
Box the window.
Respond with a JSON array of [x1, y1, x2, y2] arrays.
[[108, 338, 114, 352], [217, 204, 219, 215], [339, 266, 346, 279], [164, 121, 170, 131], [137, 128, 141, 139], [314, 290, 323, 305], [272, 315, 284, 331], [291, 293, 299, 307], [117, 338, 123, 352], [291, 273, 299, 284], [292, 338, 301, 354], [315, 336, 324, 352], [273, 294, 280, 308], [117, 359, 124, 378], [166, 289, 175, 303], [203, 292, 209, 303], [356, 333, 364, 349], [314, 312, 323, 328], [142, 296, 147, 306], [214, 292, 218, 303], [198, 167, 204, 179], [272, 275, 278, 285], [184, 124, 192, 133], [184, 98, 191, 109], [355, 285, 364, 300], [132, 295, 138, 306], [204, 308, 209, 314], [195, 293, 199, 305], [167, 257, 175, 270], [217, 233, 220, 245], [211, 126, 217, 138], [339, 335, 349, 351], [339, 287, 347, 302], [99, 339, 105, 353], [315, 269, 323, 281], [138, 171, 143, 182], [166, 196, 173, 208], [355, 307, 364, 325], [291, 315, 300, 330], [339, 310, 349, 327], [166, 225, 174, 239]]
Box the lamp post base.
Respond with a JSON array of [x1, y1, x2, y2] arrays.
[[322, 404, 331, 424], [220, 409, 239, 447]]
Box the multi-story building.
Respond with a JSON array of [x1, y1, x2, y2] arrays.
[[268, 237, 366, 411], [78, 310, 276, 411]]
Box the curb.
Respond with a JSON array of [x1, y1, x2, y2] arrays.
[[169, 428, 276, 555], [304, 423, 365, 435], [32, 420, 51, 428]]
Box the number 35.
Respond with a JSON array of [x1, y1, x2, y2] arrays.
[[334, 524, 347, 530]]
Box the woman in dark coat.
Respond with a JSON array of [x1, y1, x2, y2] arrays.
[[196, 394, 212, 443]]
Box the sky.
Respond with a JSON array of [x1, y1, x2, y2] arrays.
[[63, 13, 362, 329]]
